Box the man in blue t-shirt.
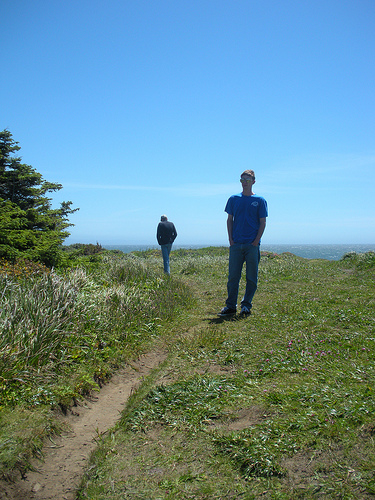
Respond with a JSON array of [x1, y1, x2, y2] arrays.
[[218, 170, 268, 317]]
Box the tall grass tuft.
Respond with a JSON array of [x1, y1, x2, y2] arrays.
[[0, 272, 80, 374], [0, 252, 193, 478], [0, 254, 192, 407]]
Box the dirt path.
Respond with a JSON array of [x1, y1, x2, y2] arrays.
[[0, 350, 167, 500]]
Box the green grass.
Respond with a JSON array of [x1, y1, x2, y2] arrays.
[[0, 251, 193, 478], [76, 248, 375, 499], [1, 248, 375, 498]]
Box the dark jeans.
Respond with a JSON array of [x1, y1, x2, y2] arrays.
[[226, 243, 260, 309]]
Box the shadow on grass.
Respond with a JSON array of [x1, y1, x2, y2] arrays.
[[205, 313, 251, 324]]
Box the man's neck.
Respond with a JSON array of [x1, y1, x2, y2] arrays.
[[242, 187, 254, 196]]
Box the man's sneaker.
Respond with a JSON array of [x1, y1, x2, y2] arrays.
[[240, 306, 251, 316], [218, 306, 236, 317]]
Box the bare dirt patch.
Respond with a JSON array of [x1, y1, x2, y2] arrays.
[[226, 407, 269, 431], [0, 350, 167, 500]]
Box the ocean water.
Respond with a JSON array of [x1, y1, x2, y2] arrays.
[[103, 244, 375, 261]]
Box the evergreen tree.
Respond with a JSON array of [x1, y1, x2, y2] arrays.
[[0, 129, 79, 266]]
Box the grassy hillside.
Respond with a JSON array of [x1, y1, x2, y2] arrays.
[[78, 248, 374, 499], [1, 248, 375, 498], [0, 252, 192, 479]]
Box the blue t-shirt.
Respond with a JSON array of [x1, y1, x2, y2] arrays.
[[225, 193, 268, 244]]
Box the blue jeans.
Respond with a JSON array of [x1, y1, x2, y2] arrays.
[[161, 243, 172, 275], [226, 243, 260, 310]]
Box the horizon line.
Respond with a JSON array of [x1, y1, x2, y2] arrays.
[[64, 242, 375, 247]]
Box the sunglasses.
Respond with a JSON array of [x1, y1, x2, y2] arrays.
[[240, 178, 254, 183]]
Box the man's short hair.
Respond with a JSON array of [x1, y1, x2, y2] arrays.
[[241, 169, 255, 180], [161, 215, 168, 221]]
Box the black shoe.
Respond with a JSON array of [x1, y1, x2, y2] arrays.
[[218, 306, 236, 317], [240, 306, 251, 316]]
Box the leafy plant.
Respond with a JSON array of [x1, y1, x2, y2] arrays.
[[213, 427, 287, 478]]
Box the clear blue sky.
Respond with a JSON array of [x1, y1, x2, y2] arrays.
[[2, 0, 375, 245]]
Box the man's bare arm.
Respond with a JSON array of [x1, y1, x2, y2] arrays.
[[252, 218, 266, 246], [227, 214, 234, 246]]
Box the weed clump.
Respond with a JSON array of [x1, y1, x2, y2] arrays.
[[0, 252, 193, 478]]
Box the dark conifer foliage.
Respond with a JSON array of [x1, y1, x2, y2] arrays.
[[0, 129, 79, 266]]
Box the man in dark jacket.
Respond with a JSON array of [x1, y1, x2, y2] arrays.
[[156, 215, 177, 275]]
